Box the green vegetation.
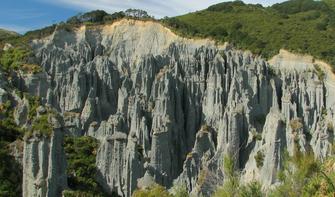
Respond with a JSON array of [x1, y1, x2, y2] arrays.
[[163, 0, 335, 68], [67, 10, 125, 25], [0, 101, 22, 197], [30, 114, 53, 137], [0, 141, 22, 197], [132, 184, 173, 197], [26, 95, 41, 120], [269, 151, 335, 197], [213, 155, 264, 197], [0, 46, 41, 74], [64, 136, 106, 196], [0, 29, 19, 41], [251, 129, 262, 141], [132, 184, 188, 197], [254, 151, 265, 168], [0, 100, 24, 139], [314, 64, 326, 81]]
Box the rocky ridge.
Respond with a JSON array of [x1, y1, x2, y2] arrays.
[[1, 19, 335, 196]]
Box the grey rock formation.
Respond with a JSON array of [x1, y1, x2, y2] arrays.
[[22, 115, 67, 197], [10, 19, 335, 196]]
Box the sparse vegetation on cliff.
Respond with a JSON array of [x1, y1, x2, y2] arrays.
[[0, 46, 41, 74], [213, 155, 264, 197], [270, 151, 335, 197], [0, 102, 22, 197]]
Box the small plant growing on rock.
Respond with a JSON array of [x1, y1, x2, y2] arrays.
[[251, 129, 262, 141], [186, 152, 193, 159], [314, 64, 325, 81], [290, 118, 303, 132], [200, 124, 210, 133], [254, 151, 265, 168], [30, 114, 53, 137], [321, 107, 328, 119]]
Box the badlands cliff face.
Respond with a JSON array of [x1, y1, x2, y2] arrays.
[[8, 19, 335, 196]]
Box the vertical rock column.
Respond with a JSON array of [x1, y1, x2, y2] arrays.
[[22, 128, 67, 197]]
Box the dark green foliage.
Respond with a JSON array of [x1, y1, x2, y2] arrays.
[[67, 10, 110, 24], [132, 184, 189, 197], [254, 151, 265, 168], [24, 25, 57, 42], [102, 11, 126, 22], [269, 151, 335, 197], [63, 190, 108, 197], [26, 95, 41, 121], [30, 114, 53, 137], [271, 0, 329, 15], [239, 181, 263, 197], [132, 184, 173, 197], [64, 136, 106, 196], [208, 1, 248, 12], [0, 29, 19, 41], [0, 142, 22, 197], [124, 9, 152, 19], [0, 101, 22, 197], [0, 46, 42, 74], [161, 17, 199, 37], [0, 101, 24, 139], [214, 155, 264, 197], [0, 47, 29, 71], [163, 0, 335, 69], [314, 64, 326, 81], [251, 129, 262, 141]]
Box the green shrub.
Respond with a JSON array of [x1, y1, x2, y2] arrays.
[[251, 129, 262, 141], [164, 0, 335, 69], [0, 100, 24, 139], [132, 184, 173, 197], [214, 155, 264, 197], [254, 151, 265, 168], [173, 185, 188, 197], [213, 155, 240, 197], [63, 189, 105, 197], [26, 95, 41, 121], [0, 100, 22, 197], [269, 151, 335, 197], [30, 114, 53, 137], [0, 47, 29, 71], [0, 142, 22, 197], [64, 136, 106, 195], [314, 64, 326, 81], [239, 181, 263, 197]]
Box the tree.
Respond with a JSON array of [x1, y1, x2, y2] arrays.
[[125, 9, 152, 19]]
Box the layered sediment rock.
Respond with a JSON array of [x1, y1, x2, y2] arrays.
[[13, 19, 335, 196], [22, 116, 67, 197]]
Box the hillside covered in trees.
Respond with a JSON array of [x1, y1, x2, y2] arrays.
[[162, 0, 335, 69]]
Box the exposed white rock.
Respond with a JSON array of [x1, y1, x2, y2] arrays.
[[12, 19, 335, 196]]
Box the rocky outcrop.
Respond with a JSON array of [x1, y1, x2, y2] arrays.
[[11, 19, 335, 196], [22, 115, 67, 197]]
